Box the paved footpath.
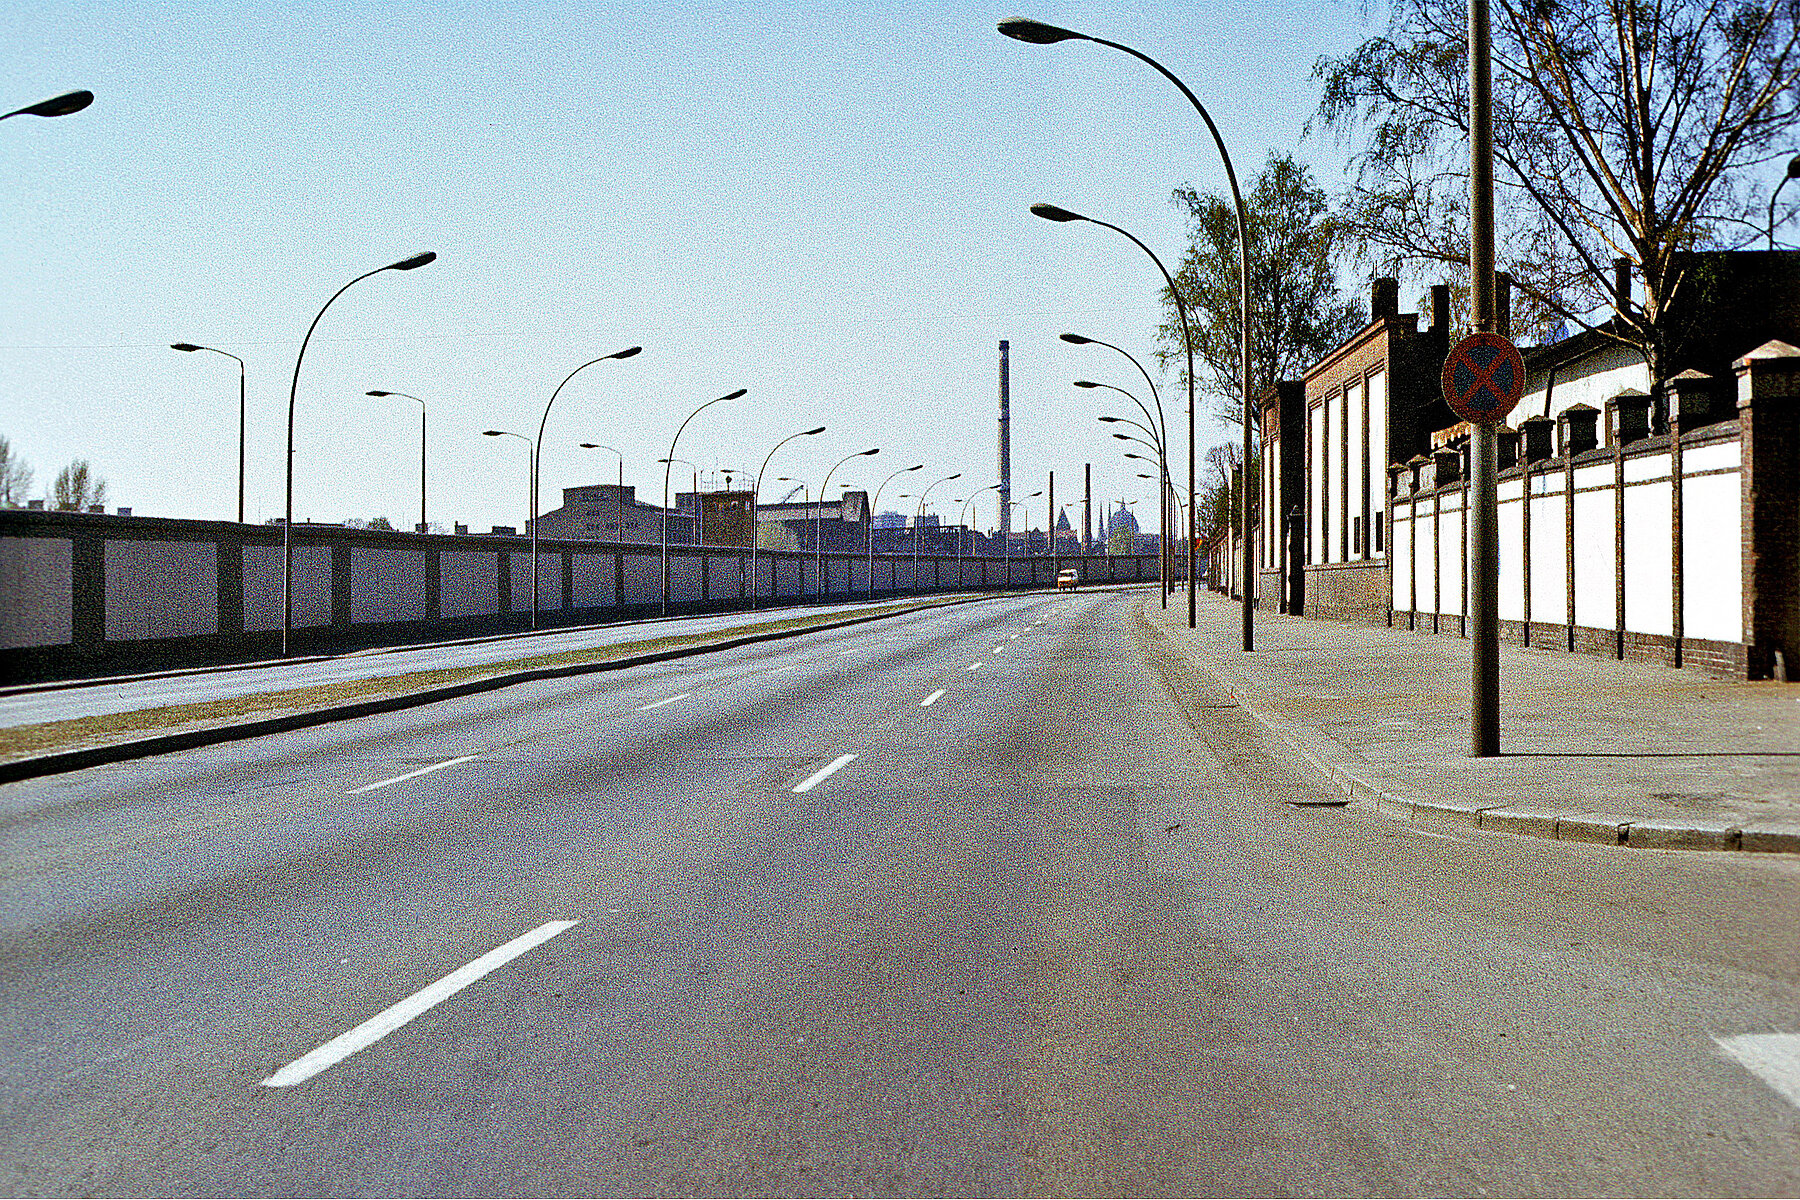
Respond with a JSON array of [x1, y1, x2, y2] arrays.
[[1144, 590, 1800, 853]]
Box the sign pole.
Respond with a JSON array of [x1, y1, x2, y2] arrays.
[[1469, 0, 1500, 756]]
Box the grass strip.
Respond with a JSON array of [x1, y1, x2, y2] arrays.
[[0, 599, 949, 763]]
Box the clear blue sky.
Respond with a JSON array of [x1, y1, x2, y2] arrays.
[[2, 1, 1372, 535]]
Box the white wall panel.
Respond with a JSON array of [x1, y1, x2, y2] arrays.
[[244, 543, 329, 630], [571, 553, 614, 608], [1572, 489, 1615, 629], [0, 537, 71, 648], [440, 551, 499, 617], [1623, 482, 1672, 637], [349, 547, 427, 624], [1684, 472, 1742, 643]]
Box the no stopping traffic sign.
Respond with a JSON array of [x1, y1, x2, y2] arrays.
[[1442, 332, 1525, 425]]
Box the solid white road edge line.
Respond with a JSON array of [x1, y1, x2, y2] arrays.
[[636, 693, 691, 711], [920, 690, 946, 708], [260, 920, 581, 1088], [345, 755, 480, 796], [1717, 1034, 1800, 1111], [792, 753, 858, 793]]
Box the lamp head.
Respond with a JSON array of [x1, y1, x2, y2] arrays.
[[997, 17, 1086, 44], [481, 430, 505, 437], [1098, 415, 1121, 423], [388, 251, 437, 271], [804, 426, 826, 435], [1031, 202, 1086, 223], [906, 463, 923, 471], [1060, 332, 1093, 345], [170, 342, 201, 353], [8, 90, 93, 119], [720, 388, 747, 402], [859, 447, 880, 456], [579, 443, 599, 448], [609, 345, 643, 359], [1788, 154, 1800, 179], [947, 472, 962, 480], [1073, 380, 1100, 389], [366, 390, 392, 397], [1113, 432, 1131, 440]]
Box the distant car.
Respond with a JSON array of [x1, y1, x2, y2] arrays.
[[1055, 568, 1079, 591]]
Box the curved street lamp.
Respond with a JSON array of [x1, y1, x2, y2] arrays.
[[482, 430, 533, 546], [1083, 378, 1171, 606], [912, 472, 961, 592], [281, 251, 435, 656], [1063, 333, 1169, 455], [1769, 154, 1800, 249], [662, 389, 745, 615], [958, 484, 1002, 570], [869, 462, 923, 597], [577, 442, 626, 549], [170, 343, 246, 524], [1006, 16, 1250, 642], [1004, 490, 1044, 588], [750, 425, 826, 608], [517, 348, 642, 630], [366, 390, 427, 534], [816, 447, 879, 596], [1, 91, 93, 121]]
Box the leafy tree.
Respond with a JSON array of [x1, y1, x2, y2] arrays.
[[50, 460, 106, 511], [1157, 152, 1366, 426], [1314, 0, 1800, 388], [1196, 443, 1247, 540], [0, 437, 32, 507], [367, 516, 395, 531]]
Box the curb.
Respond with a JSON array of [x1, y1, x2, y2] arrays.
[[1138, 600, 1800, 857], [0, 594, 1012, 785]]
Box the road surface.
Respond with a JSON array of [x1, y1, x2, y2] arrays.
[[1, 589, 1797, 1194]]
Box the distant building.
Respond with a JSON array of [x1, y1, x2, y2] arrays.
[[530, 483, 693, 544]]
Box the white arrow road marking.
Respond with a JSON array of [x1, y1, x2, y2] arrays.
[[920, 690, 946, 708], [636, 693, 690, 711], [261, 920, 581, 1088], [792, 753, 858, 793], [1718, 1034, 1800, 1110], [346, 755, 479, 796]]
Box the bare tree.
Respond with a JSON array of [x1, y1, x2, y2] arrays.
[[50, 460, 107, 511], [1314, 0, 1800, 387], [1159, 153, 1366, 425], [0, 437, 32, 507]]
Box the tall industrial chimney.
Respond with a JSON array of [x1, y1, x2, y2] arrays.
[[998, 340, 1012, 539]]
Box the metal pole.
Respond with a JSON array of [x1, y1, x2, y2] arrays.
[[1469, 0, 1500, 757], [237, 358, 246, 525]]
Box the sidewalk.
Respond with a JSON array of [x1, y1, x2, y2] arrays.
[[1142, 591, 1800, 853]]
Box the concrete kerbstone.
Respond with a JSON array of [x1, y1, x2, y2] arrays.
[[1625, 818, 1742, 850], [1739, 822, 1800, 853], [1556, 813, 1634, 845], [1411, 797, 1506, 826], [1477, 808, 1563, 838]]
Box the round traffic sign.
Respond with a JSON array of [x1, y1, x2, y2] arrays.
[[1442, 331, 1525, 424]]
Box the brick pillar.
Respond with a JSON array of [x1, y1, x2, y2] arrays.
[[1737, 340, 1800, 680]]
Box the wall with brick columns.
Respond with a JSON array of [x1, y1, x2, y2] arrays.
[[1739, 339, 1800, 681]]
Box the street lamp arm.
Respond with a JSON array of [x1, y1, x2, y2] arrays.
[[1067, 338, 1166, 447], [534, 347, 642, 474]]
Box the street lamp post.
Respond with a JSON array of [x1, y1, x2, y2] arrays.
[[520, 347, 641, 631], [366, 390, 427, 533], [913, 472, 961, 593], [1769, 154, 1800, 249], [1, 91, 93, 121], [662, 389, 746, 616], [577, 442, 626, 547], [1082, 377, 1171, 607], [281, 251, 435, 657], [749, 426, 825, 609], [958, 484, 1001, 577], [869, 462, 923, 597], [482, 424, 529, 532], [816, 448, 879, 597], [1004, 17, 1251, 643], [170, 343, 247, 524], [1005, 490, 1043, 588]]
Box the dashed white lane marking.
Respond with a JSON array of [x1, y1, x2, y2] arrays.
[[992, 645, 1006, 653], [768, 663, 803, 675], [636, 693, 691, 711], [837, 648, 861, 656], [966, 661, 983, 671], [261, 920, 581, 1088], [1009, 633, 1020, 640], [1718, 1035, 1800, 1110], [346, 755, 479, 795], [792, 753, 858, 793], [920, 690, 946, 707]]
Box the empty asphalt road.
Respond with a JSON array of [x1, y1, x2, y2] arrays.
[[2, 589, 1798, 1195]]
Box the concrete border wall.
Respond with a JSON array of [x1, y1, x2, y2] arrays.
[[0, 511, 1163, 680]]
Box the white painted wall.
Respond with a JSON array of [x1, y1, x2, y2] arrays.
[[244, 543, 330, 630], [440, 550, 499, 617], [349, 547, 427, 624]]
